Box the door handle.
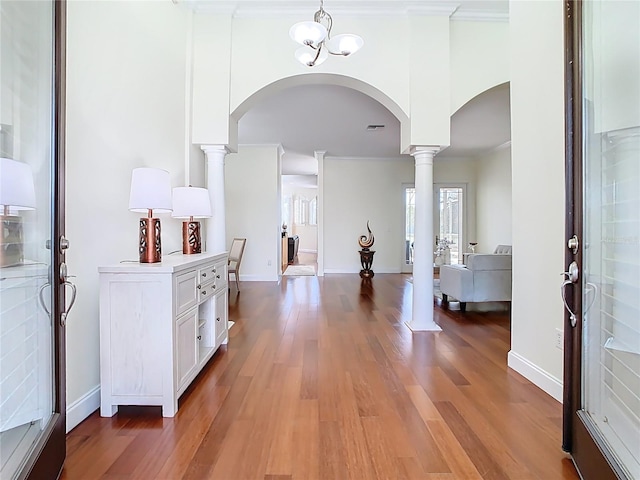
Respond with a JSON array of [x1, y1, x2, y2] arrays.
[[561, 261, 580, 327], [38, 282, 51, 316], [561, 280, 578, 327], [38, 279, 77, 327], [60, 281, 77, 327]]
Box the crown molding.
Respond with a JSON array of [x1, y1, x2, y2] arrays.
[[182, 0, 509, 21]]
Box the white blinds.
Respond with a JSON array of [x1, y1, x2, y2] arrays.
[[585, 126, 640, 479]]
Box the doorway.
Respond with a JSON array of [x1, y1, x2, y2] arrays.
[[281, 175, 318, 275]]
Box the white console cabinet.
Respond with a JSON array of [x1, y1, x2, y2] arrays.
[[99, 252, 228, 417]]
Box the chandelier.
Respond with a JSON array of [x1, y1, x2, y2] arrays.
[[289, 0, 364, 67]]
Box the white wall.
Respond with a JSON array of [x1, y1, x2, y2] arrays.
[[475, 146, 512, 253], [191, 12, 510, 152], [508, 0, 566, 401], [433, 157, 477, 248], [225, 145, 281, 281], [450, 20, 510, 114], [65, 0, 190, 430], [324, 156, 415, 273]]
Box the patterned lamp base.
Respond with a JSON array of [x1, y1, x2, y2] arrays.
[[139, 217, 162, 263], [182, 221, 201, 255]]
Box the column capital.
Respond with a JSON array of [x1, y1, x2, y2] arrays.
[[410, 145, 441, 158], [200, 144, 231, 157]]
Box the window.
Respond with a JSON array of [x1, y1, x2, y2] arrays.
[[294, 195, 308, 225], [309, 196, 317, 225]]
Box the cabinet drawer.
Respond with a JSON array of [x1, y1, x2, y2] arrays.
[[197, 282, 220, 303], [198, 262, 224, 286], [175, 271, 198, 316]]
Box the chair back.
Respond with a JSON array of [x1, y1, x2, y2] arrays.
[[229, 238, 246, 268]]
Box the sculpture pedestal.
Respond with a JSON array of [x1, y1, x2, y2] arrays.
[[359, 249, 375, 278]]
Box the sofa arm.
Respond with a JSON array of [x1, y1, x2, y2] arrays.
[[440, 264, 474, 302], [466, 254, 512, 271]]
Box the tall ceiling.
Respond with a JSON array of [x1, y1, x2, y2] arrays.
[[225, 0, 512, 175]]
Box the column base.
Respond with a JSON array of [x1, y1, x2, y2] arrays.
[[404, 320, 442, 332]]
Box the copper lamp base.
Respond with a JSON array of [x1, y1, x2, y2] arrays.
[[182, 221, 201, 254], [139, 217, 162, 263]]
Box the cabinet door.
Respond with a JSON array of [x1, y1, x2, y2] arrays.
[[214, 290, 228, 348], [176, 310, 198, 391]]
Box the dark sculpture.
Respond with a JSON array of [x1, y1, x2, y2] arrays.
[[358, 221, 375, 278]]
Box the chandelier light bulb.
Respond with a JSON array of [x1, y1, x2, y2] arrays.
[[295, 46, 329, 67], [326, 34, 364, 56], [289, 21, 327, 47]]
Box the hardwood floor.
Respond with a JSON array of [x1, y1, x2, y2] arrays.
[[62, 274, 579, 479]]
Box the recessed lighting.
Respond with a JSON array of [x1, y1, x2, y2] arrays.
[[366, 124, 385, 131]]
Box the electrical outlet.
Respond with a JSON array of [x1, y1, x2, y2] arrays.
[[555, 328, 563, 350], [267, 259, 272, 266]]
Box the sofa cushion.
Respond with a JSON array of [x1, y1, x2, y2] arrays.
[[493, 245, 512, 254], [466, 253, 512, 271]]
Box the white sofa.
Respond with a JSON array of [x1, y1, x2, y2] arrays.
[[439, 245, 512, 312]]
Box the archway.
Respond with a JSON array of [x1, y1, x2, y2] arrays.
[[227, 74, 411, 278]]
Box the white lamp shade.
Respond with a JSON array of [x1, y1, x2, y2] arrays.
[[0, 157, 36, 211], [289, 21, 327, 47], [326, 34, 364, 56], [295, 46, 328, 67], [171, 186, 212, 219], [128, 167, 172, 213]]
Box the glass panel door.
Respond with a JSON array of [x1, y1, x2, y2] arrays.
[[565, 0, 640, 478], [0, 1, 67, 478], [435, 185, 465, 265], [402, 185, 414, 273], [581, 2, 640, 477]]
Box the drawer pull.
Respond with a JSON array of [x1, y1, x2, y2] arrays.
[[202, 290, 207, 296], [212, 268, 216, 273], [197, 335, 202, 340], [197, 284, 202, 290], [202, 272, 207, 278], [216, 274, 221, 279], [216, 317, 221, 322]]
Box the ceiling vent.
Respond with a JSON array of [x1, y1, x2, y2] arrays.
[[366, 124, 385, 131]]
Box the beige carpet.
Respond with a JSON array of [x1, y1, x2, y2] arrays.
[[283, 265, 316, 276]]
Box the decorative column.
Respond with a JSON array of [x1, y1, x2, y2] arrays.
[[407, 147, 442, 332], [201, 145, 229, 254]]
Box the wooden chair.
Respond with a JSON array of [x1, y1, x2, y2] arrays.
[[228, 238, 246, 292]]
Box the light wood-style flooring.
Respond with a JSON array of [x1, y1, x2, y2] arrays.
[[61, 274, 579, 479]]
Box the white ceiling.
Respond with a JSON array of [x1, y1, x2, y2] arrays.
[[188, 0, 509, 20], [228, 0, 512, 176]]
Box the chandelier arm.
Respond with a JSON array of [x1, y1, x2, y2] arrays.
[[310, 45, 324, 66]]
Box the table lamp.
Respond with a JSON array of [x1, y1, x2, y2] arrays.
[[172, 186, 212, 254], [129, 167, 172, 263], [0, 158, 36, 267]]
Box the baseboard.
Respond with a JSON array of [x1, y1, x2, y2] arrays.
[[238, 274, 279, 282], [322, 268, 360, 274], [507, 350, 563, 402], [322, 268, 402, 274], [298, 249, 318, 254], [66, 385, 100, 433]]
